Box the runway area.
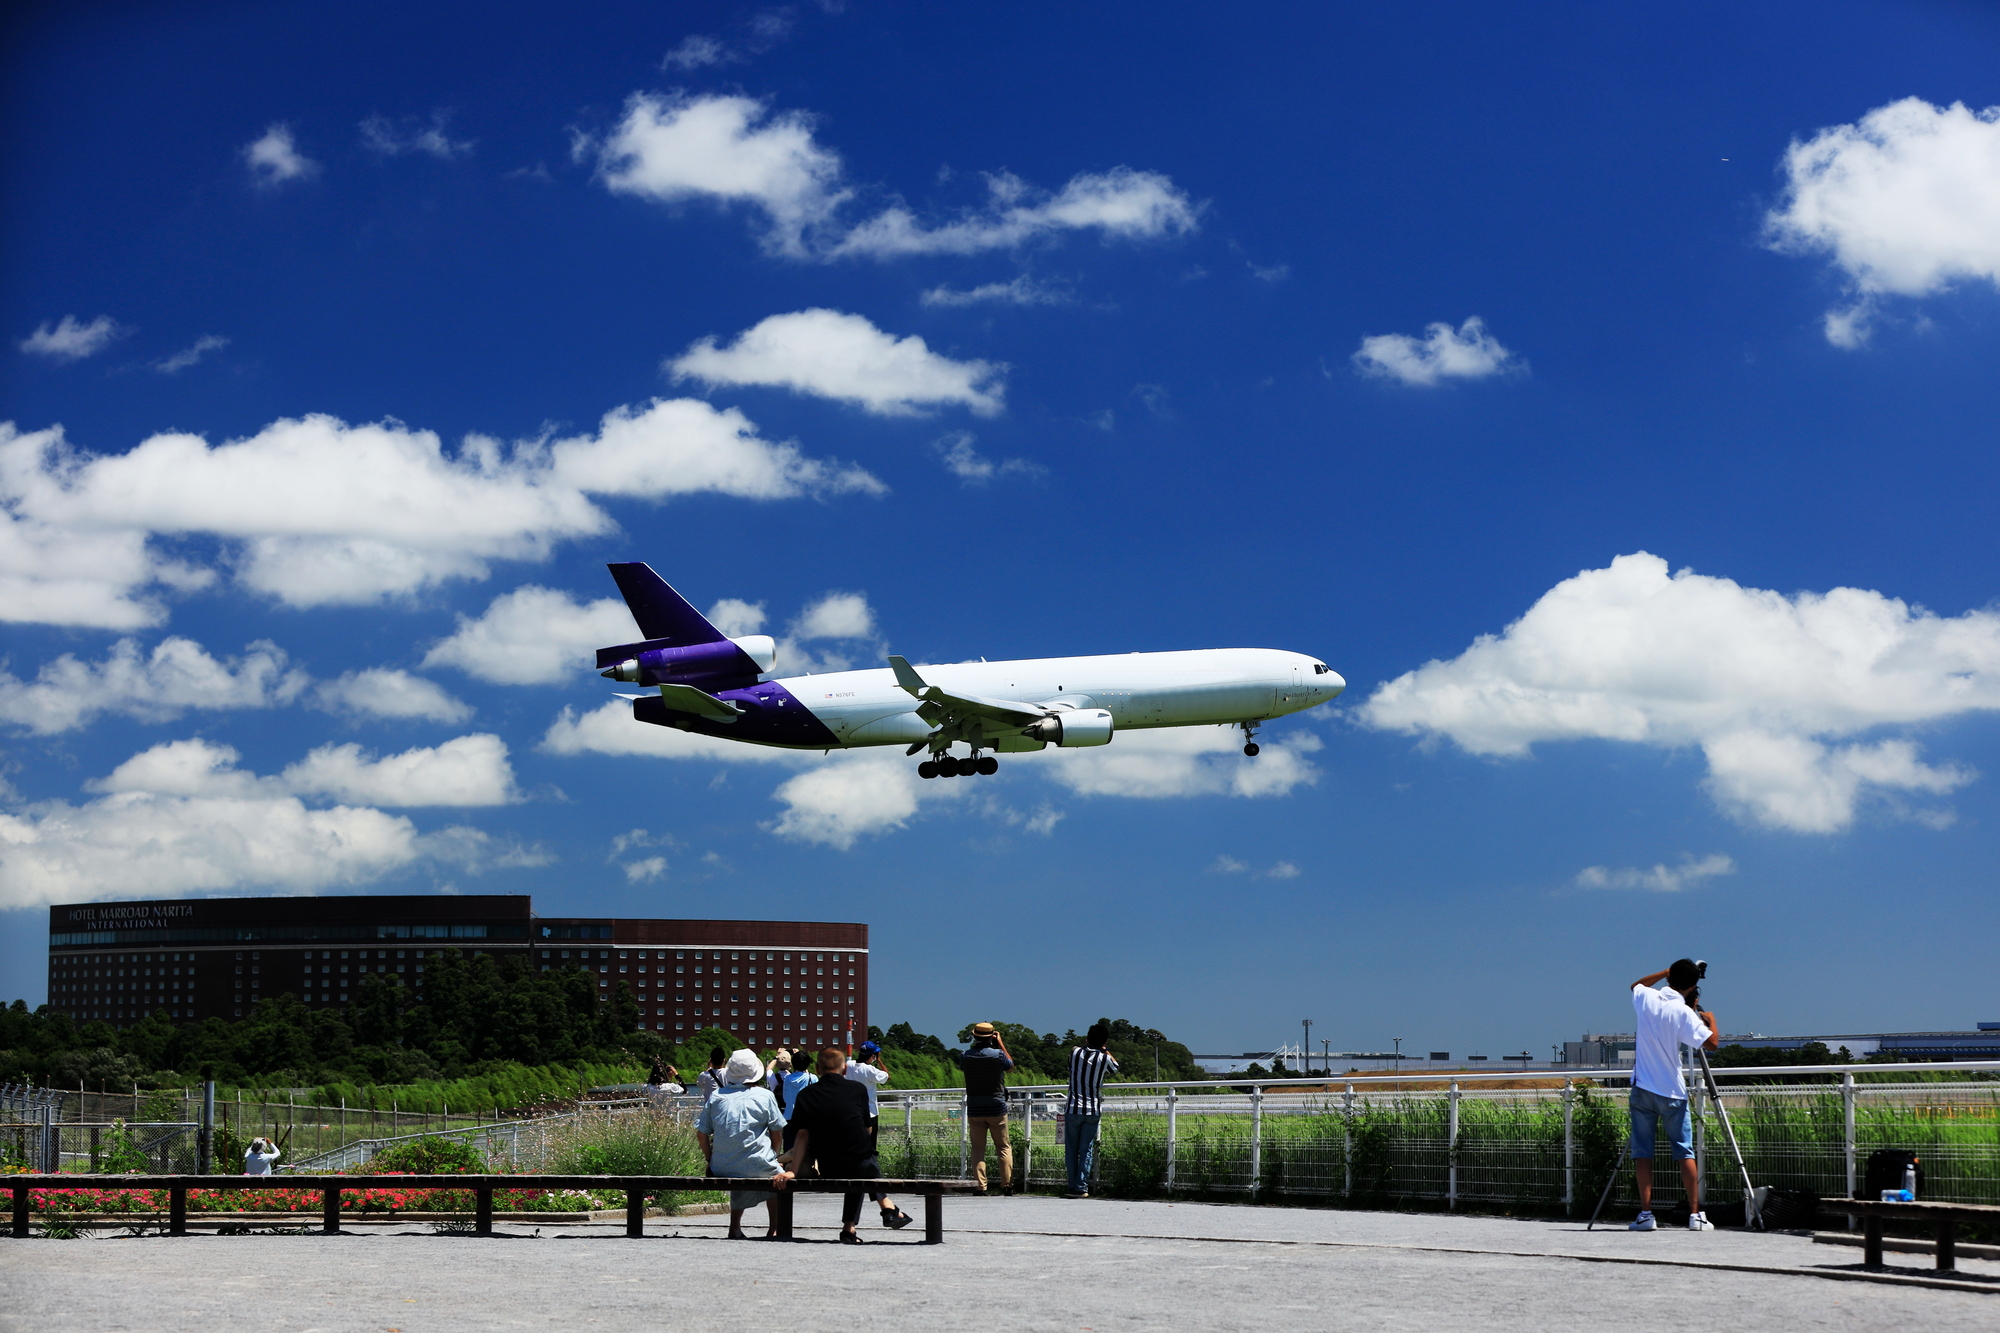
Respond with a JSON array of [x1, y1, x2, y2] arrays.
[[4, 1195, 1995, 1332]]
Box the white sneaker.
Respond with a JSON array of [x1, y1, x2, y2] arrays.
[[1628, 1211, 1657, 1231], [1688, 1212, 1713, 1231]]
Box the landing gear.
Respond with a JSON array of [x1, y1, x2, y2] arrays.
[[1243, 742, 1260, 757], [917, 752, 999, 778], [1241, 721, 1262, 757]]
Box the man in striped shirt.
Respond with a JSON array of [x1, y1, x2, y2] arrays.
[[1063, 1022, 1119, 1198]]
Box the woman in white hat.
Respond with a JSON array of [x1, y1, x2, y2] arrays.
[[694, 1048, 794, 1238]]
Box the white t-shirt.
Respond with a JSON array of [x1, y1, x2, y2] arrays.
[[846, 1060, 890, 1116], [1631, 983, 1712, 1098]]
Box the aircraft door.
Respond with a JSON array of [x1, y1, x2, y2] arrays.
[[1285, 664, 1303, 708]]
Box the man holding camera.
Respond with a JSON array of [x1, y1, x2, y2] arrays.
[[1627, 958, 1720, 1232], [958, 1022, 1015, 1196]]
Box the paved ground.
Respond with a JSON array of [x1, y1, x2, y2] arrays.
[[4, 1195, 1995, 1332]]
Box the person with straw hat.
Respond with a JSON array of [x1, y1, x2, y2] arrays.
[[694, 1048, 794, 1239], [957, 1022, 1015, 1196]]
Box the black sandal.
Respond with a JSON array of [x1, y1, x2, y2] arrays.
[[840, 1229, 864, 1244], [880, 1206, 913, 1229]]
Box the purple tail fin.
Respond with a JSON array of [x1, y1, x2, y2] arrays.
[[607, 563, 728, 644]]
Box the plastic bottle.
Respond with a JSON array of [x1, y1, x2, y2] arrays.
[[1902, 1161, 1918, 1200]]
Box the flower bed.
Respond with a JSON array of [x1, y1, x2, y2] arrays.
[[22, 1175, 624, 1216]]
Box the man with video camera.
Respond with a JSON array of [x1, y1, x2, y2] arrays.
[[1627, 958, 1720, 1232]]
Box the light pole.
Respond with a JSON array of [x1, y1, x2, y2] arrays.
[[1302, 1019, 1313, 1075], [1392, 1036, 1402, 1071], [1322, 1038, 1330, 1073]]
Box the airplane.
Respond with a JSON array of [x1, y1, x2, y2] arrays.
[[595, 563, 1344, 778]]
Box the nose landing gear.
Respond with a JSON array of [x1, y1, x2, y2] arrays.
[[1241, 721, 1261, 757]]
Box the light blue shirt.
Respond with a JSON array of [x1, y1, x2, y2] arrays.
[[694, 1084, 786, 1179]]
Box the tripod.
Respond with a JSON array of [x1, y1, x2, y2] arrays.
[[1586, 1048, 1761, 1231]]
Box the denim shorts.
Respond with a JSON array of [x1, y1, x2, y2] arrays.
[[1628, 1086, 1693, 1160]]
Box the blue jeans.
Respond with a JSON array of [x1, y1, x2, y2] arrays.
[[1064, 1112, 1101, 1193], [1628, 1086, 1693, 1160]]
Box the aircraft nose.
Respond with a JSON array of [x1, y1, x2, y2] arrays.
[[1323, 669, 1346, 697]]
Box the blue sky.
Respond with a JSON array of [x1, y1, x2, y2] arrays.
[[4, 1, 1998, 1060]]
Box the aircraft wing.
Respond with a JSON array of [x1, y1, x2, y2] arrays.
[[886, 655, 1049, 727], [618, 685, 743, 723]]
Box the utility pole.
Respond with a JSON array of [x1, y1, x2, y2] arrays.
[[1322, 1038, 1330, 1073], [1302, 1019, 1313, 1075], [1392, 1036, 1402, 1071]]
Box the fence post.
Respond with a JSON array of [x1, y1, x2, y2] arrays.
[[1020, 1091, 1032, 1190], [1447, 1080, 1460, 1212], [1248, 1085, 1263, 1199], [197, 1081, 215, 1174], [1842, 1071, 1857, 1229], [1165, 1085, 1178, 1194], [904, 1094, 914, 1175], [1343, 1081, 1354, 1202], [1562, 1080, 1574, 1216], [958, 1092, 969, 1180]]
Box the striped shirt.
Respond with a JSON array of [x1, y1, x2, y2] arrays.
[[1067, 1046, 1119, 1116]]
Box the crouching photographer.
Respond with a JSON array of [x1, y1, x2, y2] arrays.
[[1627, 957, 1720, 1232]]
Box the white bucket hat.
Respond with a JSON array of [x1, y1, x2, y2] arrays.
[[724, 1048, 765, 1086]]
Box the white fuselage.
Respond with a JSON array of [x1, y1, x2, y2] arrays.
[[781, 647, 1343, 749]]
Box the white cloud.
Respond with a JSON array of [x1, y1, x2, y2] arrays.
[[425, 585, 638, 686], [789, 591, 874, 642], [1248, 261, 1290, 283], [19, 315, 126, 362], [0, 637, 306, 735], [661, 34, 731, 70], [1209, 855, 1301, 879], [919, 276, 1072, 307], [706, 597, 767, 637], [833, 167, 1200, 259], [360, 111, 472, 159], [1353, 317, 1522, 386], [1576, 853, 1736, 893], [768, 750, 968, 849], [624, 855, 668, 882], [1038, 727, 1321, 800], [154, 335, 229, 374], [313, 668, 472, 723], [589, 93, 1197, 261], [1764, 98, 2000, 346], [593, 93, 848, 257], [0, 398, 880, 626], [0, 737, 530, 909], [1359, 552, 1998, 833], [243, 124, 318, 186], [932, 431, 1041, 485], [90, 734, 519, 808], [279, 734, 518, 807], [669, 309, 1005, 417]]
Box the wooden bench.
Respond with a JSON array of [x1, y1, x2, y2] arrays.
[[6, 1174, 980, 1243], [1819, 1198, 2000, 1272]]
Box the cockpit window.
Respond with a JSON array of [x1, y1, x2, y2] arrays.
[[1313, 663, 1330, 674]]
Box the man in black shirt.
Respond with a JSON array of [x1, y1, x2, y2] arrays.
[[786, 1048, 913, 1242], [957, 1022, 1015, 1196]]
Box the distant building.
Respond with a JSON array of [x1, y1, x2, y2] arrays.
[[1557, 1023, 2000, 1066], [45, 895, 868, 1045], [1720, 1024, 2000, 1061]]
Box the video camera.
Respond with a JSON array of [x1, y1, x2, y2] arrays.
[[1686, 958, 1708, 1009]]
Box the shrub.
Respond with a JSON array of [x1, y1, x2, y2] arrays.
[[363, 1136, 487, 1174]]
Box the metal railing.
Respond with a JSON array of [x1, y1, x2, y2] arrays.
[[874, 1059, 2000, 1213]]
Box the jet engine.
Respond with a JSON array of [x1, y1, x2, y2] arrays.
[[599, 634, 775, 685], [1024, 708, 1114, 747]]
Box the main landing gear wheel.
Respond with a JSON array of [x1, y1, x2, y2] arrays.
[[977, 756, 999, 775], [1243, 742, 1260, 757], [918, 760, 939, 779]]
